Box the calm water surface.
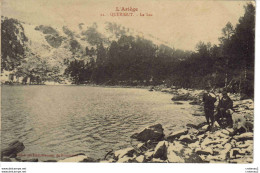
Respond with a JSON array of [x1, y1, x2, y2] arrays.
[[1, 86, 204, 161]]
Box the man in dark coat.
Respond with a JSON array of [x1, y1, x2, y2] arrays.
[[216, 90, 234, 128], [203, 87, 217, 127]]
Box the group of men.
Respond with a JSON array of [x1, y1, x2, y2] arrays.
[[202, 87, 234, 129]]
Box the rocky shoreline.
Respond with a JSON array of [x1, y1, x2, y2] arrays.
[[1, 87, 254, 163]]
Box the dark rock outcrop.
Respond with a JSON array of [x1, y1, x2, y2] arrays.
[[131, 124, 164, 142], [1, 140, 25, 159]]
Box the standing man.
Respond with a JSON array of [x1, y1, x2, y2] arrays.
[[216, 90, 233, 128], [203, 87, 217, 127]]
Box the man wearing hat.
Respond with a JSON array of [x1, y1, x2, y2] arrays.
[[216, 90, 234, 128], [202, 86, 217, 127]]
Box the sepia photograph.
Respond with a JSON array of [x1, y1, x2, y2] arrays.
[[0, 0, 257, 169]]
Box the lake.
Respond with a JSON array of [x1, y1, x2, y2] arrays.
[[1, 85, 204, 161]]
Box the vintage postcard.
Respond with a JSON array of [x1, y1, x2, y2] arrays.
[[0, 0, 257, 169]]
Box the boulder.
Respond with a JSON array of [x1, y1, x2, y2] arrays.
[[173, 101, 184, 105], [131, 124, 164, 142], [188, 141, 200, 149], [201, 125, 209, 130], [178, 134, 196, 143], [1, 140, 25, 158], [196, 147, 213, 155], [144, 150, 154, 161], [185, 153, 206, 163], [135, 155, 145, 163], [192, 112, 205, 116], [214, 131, 228, 138], [196, 122, 208, 129], [189, 100, 201, 105], [167, 150, 184, 163], [220, 129, 230, 136], [186, 124, 198, 129], [166, 129, 188, 141], [171, 93, 192, 101], [151, 158, 166, 163], [238, 140, 253, 148], [137, 143, 148, 152], [182, 148, 193, 158], [206, 155, 226, 162], [220, 143, 232, 155], [153, 141, 168, 160], [200, 138, 213, 148], [114, 147, 135, 160], [234, 132, 253, 141], [229, 148, 240, 159], [171, 141, 184, 154]]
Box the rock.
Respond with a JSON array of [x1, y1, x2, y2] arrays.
[[230, 148, 240, 159], [171, 93, 192, 101], [189, 100, 201, 105], [234, 132, 253, 141], [196, 122, 208, 129], [145, 140, 158, 149], [244, 145, 253, 154], [171, 141, 184, 154], [206, 155, 226, 162], [151, 158, 166, 163], [114, 147, 135, 160], [226, 128, 234, 134], [220, 143, 232, 155], [161, 88, 172, 93], [245, 157, 253, 163], [201, 125, 209, 130], [135, 155, 145, 163], [185, 153, 206, 163], [214, 131, 228, 138], [192, 110, 204, 116], [117, 156, 134, 163], [166, 129, 188, 141], [153, 141, 168, 160], [173, 101, 184, 105], [186, 124, 198, 129], [167, 150, 184, 163], [144, 150, 154, 161], [196, 147, 213, 155], [182, 148, 193, 158], [200, 137, 213, 148], [137, 143, 148, 152], [178, 134, 196, 143], [131, 124, 164, 142], [220, 129, 230, 136], [188, 141, 200, 149], [238, 140, 253, 148], [58, 154, 95, 162], [1, 140, 25, 158], [197, 129, 207, 136]]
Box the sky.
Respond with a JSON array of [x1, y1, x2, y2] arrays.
[[1, 0, 253, 51]]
